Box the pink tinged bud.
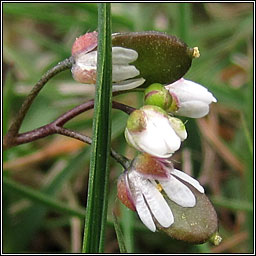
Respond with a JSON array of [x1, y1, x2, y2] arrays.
[[71, 32, 145, 91], [165, 78, 217, 118]]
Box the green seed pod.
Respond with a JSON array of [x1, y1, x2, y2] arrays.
[[156, 184, 219, 244], [112, 31, 197, 87]]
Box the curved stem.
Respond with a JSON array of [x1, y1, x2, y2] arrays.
[[3, 98, 133, 168], [3, 99, 135, 150], [5, 57, 74, 144]]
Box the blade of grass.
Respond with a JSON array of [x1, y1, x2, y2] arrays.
[[3, 177, 86, 219], [120, 204, 135, 253], [113, 211, 127, 253], [82, 3, 112, 253], [176, 3, 191, 45], [210, 196, 253, 213]]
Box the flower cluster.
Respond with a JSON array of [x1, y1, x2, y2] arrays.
[[71, 31, 218, 237], [121, 78, 216, 232], [118, 60, 216, 233]]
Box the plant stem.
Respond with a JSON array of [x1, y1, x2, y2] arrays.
[[3, 100, 134, 150], [4, 57, 74, 145]]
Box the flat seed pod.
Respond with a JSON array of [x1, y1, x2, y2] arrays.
[[112, 31, 196, 87], [156, 183, 218, 244]]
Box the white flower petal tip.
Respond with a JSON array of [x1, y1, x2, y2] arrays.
[[135, 192, 156, 232], [112, 46, 138, 64], [165, 78, 217, 118], [160, 175, 196, 208], [172, 169, 205, 193], [112, 77, 145, 92], [139, 178, 174, 228], [125, 106, 183, 158]]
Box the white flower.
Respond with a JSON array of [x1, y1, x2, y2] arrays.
[[117, 154, 205, 232], [72, 46, 145, 91], [165, 78, 217, 118], [125, 105, 187, 158]]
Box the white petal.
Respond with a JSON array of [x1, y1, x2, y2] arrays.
[[166, 78, 217, 104], [171, 169, 204, 193], [176, 101, 210, 118], [168, 117, 187, 141], [124, 128, 141, 151], [75, 50, 97, 67], [150, 115, 181, 153], [137, 124, 173, 158], [134, 110, 181, 157], [139, 179, 174, 228], [160, 175, 196, 207], [133, 186, 156, 232], [112, 77, 145, 92], [112, 47, 138, 64], [112, 65, 140, 82]]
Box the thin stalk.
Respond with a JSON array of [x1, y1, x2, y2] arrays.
[[5, 57, 73, 140], [3, 100, 134, 150], [82, 3, 112, 253]]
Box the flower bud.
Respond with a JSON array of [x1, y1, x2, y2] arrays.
[[144, 83, 172, 110], [165, 78, 217, 118], [125, 105, 184, 158], [71, 31, 145, 91]]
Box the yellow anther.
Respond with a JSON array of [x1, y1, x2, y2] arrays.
[[209, 232, 222, 246], [157, 183, 163, 192], [193, 47, 200, 58]]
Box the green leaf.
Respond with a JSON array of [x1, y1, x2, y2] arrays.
[[112, 31, 195, 87], [82, 3, 112, 253]]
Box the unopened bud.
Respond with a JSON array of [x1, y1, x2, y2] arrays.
[[144, 83, 172, 110]]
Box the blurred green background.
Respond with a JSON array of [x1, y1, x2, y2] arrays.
[[3, 3, 254, 253]]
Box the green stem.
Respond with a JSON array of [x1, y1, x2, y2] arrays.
[[82, 3, 112, 253], [177, 3, 191, 45]]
